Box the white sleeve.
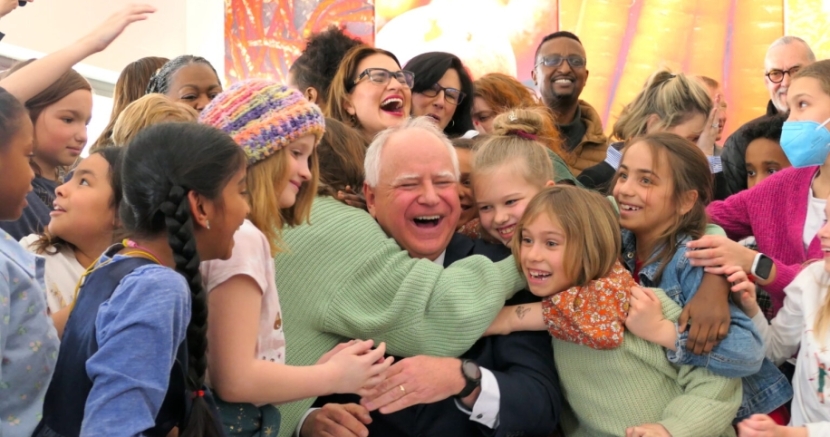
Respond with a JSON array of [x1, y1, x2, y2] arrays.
[[294, 408, 320, 437], [755, 270, 809, 366], [453, 367, 500, 428], [807, 422, 830, 436]]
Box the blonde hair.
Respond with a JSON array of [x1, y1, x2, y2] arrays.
[[612, 69, 713, 141], [512, 186, 621, 286], [246, 141, 319, 254], [104, 94, 198, 150], [472, 108, 554, 188], [90, 56, 169, 150]]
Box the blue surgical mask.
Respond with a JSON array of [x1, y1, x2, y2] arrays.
[[780, 118, 830, 168]]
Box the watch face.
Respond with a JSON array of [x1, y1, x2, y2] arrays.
[[756, 255, 774, 280], [462, 360, 480, 379]]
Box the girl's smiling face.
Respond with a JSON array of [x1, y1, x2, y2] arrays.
[[50, 153, 116, 246], [519, 212, 572, 297], [474, 161, 545, 245], [278, 134, 315, 209], [612, 141, 678, 248]]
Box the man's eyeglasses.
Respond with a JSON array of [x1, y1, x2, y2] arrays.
[[353, 68, 415, 89], [766, 66, 802, 84], [419, 82, 466, 105], [535, 55, 586, 69]]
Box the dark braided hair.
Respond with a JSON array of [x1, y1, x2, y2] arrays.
[[146, 55, 219, 96], [121, 122, 246, 436]]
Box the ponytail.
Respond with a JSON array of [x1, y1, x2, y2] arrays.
[[612, 69, 712, 141]]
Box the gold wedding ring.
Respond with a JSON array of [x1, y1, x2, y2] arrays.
[[399, 385, 406, 394]]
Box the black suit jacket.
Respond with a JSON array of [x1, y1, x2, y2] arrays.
[[313, 233, 562, 437]]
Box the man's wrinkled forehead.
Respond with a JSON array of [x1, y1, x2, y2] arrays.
[[380, 130, 456, 178], [765, 42, 813, 71]]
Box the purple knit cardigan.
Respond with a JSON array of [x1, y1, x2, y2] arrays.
[[707, 166, 823, 312]]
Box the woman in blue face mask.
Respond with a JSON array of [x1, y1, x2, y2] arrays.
[[677, 60, 830, 325]]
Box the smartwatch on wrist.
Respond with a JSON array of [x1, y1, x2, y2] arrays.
[[457, 359, 481, 398], [751, 253, 773, 281]]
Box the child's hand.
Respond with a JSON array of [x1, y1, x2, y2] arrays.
[[337, 185, 367, 211], [737, 414, 800, 437], [317, 339, 358, 365], [626, 287, 677, 350], [483, 306, 516, 336], [325, 340, 394, 396], [719, 265, 761, 318], [626, 423, 672, 437], [81, 4, 156, 53]]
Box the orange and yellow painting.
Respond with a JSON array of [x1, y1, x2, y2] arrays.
[[224, 0, 375, 84]]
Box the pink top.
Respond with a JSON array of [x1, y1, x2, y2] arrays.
[[201, 219, 286, 363], [707, 166, 823, 313]]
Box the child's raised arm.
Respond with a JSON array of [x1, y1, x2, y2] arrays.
[[0, 4, 155, 102], [483, 302, 545, 336]]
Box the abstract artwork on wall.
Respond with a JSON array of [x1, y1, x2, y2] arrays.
[[375, 0, 558, 82], [225, 0, 375, 84]]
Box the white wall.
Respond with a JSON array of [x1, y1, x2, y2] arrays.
[[0, 0, 225, 153]]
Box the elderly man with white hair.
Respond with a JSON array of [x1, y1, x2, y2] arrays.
[[298, 116, 561, 437], [273, 117, 538, 437], [720, 35, 816, 198]]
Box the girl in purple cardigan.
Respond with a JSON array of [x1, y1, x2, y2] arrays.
[[686, 60, 830, 317]]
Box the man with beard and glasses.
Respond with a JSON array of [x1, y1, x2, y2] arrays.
[[532, 31, 608, 175], [719, 36, 816, 198]]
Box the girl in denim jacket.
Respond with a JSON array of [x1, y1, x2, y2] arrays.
[[618, 132, 792, 422]]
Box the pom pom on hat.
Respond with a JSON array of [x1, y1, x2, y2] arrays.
[[199, 79, 325, 165]]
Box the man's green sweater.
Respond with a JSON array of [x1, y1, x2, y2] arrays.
[[274, 196, 525, 436]]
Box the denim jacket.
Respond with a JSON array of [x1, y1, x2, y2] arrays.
[[621, 230, 792, 419]]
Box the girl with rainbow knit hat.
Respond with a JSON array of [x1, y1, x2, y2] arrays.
[[198, 79, 393, 436]]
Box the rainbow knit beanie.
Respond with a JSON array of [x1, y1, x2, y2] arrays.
[[199, 79, 325, 165]]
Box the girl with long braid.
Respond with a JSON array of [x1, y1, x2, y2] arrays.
[[35, 122, 249, 436]]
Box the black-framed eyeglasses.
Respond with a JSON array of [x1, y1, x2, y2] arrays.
[[352, 68, 415, 90], [419, 82, 466, 105], [766, 66, 802, 83], [535, 55, 586, 69]]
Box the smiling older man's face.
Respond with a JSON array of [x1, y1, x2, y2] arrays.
[[365, 128, 461, 261]]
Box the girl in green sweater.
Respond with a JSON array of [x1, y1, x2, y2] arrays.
[[486, 186, 740, 437]]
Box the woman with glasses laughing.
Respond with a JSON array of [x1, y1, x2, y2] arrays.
[[404, 52, 474, 138], [327, 46, 414, 143]]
